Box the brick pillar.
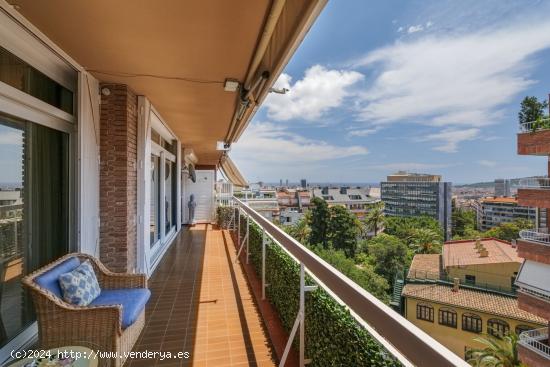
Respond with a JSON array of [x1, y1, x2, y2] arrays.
[[99, 84, 137, 272]]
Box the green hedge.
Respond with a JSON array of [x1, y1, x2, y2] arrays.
[[238, 214, 400, 366], [216, 206, 234, 229]]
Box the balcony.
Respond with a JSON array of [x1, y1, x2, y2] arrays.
[[518, 118, 550, 155], [518, 230, 550, 264], [518, 328, 550, 367], [211, 198, 468, 366], [517, 177, 550, 208]]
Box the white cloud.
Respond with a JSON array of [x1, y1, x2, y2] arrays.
[[354, 19, 550, 151], [426, 21, 433, 28], [0, 131, 22, 145], [263, 65, 363, 121], [348, 128, 380, 137], [407, 24, 424, 33], [420, 128, 480, 153], [368, 162, 453, 171], [477, 160, 497, 167], [232, 122, 368, 164], [397, 26, 404, 33]]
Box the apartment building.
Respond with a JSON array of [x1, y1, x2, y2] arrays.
[[479, 196, 543, 231], [494, 178, 511, 197], [403, 238, 545, 359], [277, 189, 311, 225], [514, 115, 550, 366], [381, 172, 452, 240], [311, 186, 379, 219]]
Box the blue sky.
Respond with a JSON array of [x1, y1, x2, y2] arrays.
[[231, 0, 550, 184]]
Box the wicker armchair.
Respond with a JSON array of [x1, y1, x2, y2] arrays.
[[22, 253, 148, 367]]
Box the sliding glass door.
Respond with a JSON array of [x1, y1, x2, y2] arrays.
[[148, 130, 177, 261], [0, 113, 69, 349]]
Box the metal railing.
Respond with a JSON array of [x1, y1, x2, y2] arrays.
[[228, 197, 468, 367], [519, 229, 550, 246], [519, 117, 550, 133], [518, 177, 550, 188], [519, 328, 550, 360]]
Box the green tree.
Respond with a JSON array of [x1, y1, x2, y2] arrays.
[[312, 246, 390, 303], [363, 202, 385, 236], [327, 205, 359, 258], [408, 227, 442, 254], [384, 215, 443, 243], [452, 207, 477, 237], [308, 197, 329, 248], [518, 96, 548, 126], [366, 233, 408, 285], [284, 215, 311, 244], [486, 219, 533, 242], [467, 333, 526, 367]]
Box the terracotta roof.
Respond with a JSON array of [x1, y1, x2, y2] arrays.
[[402, 283, 546, 324], [443, 238, 522, 267], [408, 254, 441, 279], [481, 197, 518, 204]]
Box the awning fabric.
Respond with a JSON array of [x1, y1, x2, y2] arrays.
[[220, 156, 248, 188], [515, 260, 550, 297]]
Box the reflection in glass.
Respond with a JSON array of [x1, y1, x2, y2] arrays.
[[165, 161, 172, 233], [0, 114, 69, 349], [150, 155, 160, 247]]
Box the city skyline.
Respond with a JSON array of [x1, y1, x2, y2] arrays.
[[231, 0, 550, 184]]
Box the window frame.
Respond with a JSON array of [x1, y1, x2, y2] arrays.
[[438, 307, 457, 328], [462, 313, 482, 333], [487, 319, 510, 338], [416, 303, 434, 322]]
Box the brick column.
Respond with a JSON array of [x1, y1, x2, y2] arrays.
[[99, 84, 138, 272]]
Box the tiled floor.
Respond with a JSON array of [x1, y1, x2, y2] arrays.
[[125, 224, 276, 367]]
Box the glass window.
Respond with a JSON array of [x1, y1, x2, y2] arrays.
[[164, 161, 172, 233], [488, 319, 509, 338], [0, 46, 73, 114], [438, 308, 457, 328], [416, 303, 434, 322], [150, 155, 160, 247], [171, 161, 177, 229], [0, 114, 69, 349], [462, 313, 482, 333], [465, 275, 476, 285]]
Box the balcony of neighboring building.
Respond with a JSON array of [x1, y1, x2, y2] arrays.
[[517, 177, 550, 208], [518, 328, 550, 367], [518, 230, 550, 265], [515, 259, 550, 321], [518, 118, 550, 155]]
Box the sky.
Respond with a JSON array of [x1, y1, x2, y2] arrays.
[[231, 0, 550, 184]]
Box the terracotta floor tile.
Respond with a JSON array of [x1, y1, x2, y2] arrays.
[[125, 224, 276, 367]]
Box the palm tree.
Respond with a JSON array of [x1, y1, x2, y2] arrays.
[[408, 227, 442, 254], [467, 332, 526, 367], [286, 217, 311, 244], [364, 203, 385, 237]]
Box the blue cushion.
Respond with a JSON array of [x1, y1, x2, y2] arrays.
[[35, 257, 81, 298], [59, 260, 101, 306], [90, 288, 151, 329]]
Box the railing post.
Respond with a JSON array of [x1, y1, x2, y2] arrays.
[[299, 263, 305, 367], [246, 214, 250, 264], [279, 262, 317, 367], [262, 228, 266, 300], [237, 206, 241, 245]]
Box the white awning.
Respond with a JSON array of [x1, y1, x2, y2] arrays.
[[220, 156, 248, 188], [515, 260, 550, 298]]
